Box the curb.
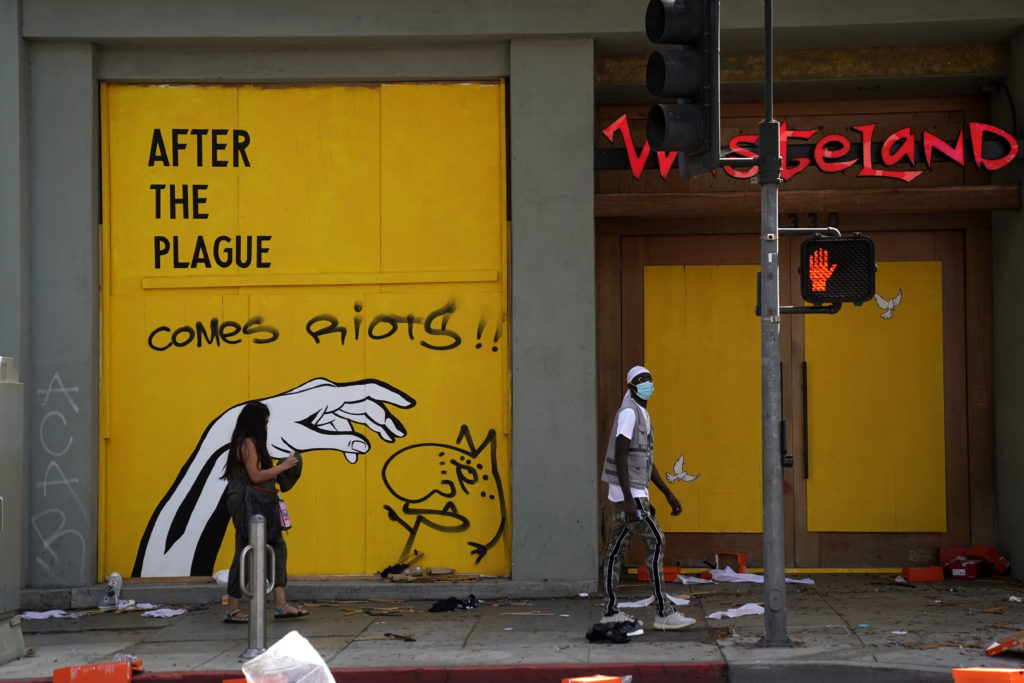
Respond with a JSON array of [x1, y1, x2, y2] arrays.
[[7, 662, 728, 683]]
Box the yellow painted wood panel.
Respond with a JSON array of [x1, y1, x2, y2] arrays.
[[644, 265, 763, 533], [380, 83, 506, 274], [805, 261, 946, 532], [101, 83, 509, 579]]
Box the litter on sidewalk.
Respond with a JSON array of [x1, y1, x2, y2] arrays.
[[707, 603, 764, 620], [704, 567, 815, 585], [241, 631, 332, 683], [986, 630, 1024, 657], [618, 593, 690, 608]]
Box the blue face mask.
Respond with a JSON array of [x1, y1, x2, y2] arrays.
[[633, 381, 654, 400]]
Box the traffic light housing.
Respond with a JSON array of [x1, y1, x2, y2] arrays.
[[799, 234, 877, 305], [644, 0, 720, 178]]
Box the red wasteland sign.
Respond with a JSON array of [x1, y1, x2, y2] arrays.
[[602, 114, 1021, 182]]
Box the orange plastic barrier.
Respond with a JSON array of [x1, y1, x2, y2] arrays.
[[52, 659, 142, 683], [953, 668, 1024, 682]]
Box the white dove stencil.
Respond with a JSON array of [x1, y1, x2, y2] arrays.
[[666, 454, 700, 483], [874, 289, 903, 319]]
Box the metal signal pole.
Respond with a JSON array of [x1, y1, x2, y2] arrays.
[[758, 0, 790, 648]]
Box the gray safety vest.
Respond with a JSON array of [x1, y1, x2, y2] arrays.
[[601, 394, 653, 489]]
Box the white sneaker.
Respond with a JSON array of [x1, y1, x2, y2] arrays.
[[653, 612, 696, 630], [600, 611, 644, 628]]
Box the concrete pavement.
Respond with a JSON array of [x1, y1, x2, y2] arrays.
[[4, 573, 1024, 682]]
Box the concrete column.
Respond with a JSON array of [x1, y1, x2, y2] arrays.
[[509, 38, 598, 584], [0, 0, 28, 363], [27, 42, 100, 588], [993, 27, 1024, 581]]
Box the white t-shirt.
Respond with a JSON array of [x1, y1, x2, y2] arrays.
[[606, 398, 650, 502]]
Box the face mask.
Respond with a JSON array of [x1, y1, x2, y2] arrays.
[[633, 381, 654, 400]]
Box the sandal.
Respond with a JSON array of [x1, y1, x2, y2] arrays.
[[224, 609, 248, 624], [273, 602, 309, 619]]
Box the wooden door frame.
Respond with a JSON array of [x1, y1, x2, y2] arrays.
[[596, 215, 995, 568]]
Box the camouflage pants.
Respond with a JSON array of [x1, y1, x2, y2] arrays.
[[603, 497, 674, 618]]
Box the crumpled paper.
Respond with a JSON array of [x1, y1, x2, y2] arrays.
[[142, 608, 187, 618], [708, 602, 765, 619], [618, 594, 690, 608], [708, 567, 814, 585]]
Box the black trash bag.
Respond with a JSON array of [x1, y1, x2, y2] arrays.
[[428, 594, 479, 612], [586, 622, 632, 644]]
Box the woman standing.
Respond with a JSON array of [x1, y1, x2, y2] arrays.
[[221, 401, 308, 623]]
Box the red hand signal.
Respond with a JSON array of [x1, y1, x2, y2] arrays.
[[808, 248, 838, 292]]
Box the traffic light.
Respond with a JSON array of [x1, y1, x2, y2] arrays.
[[799, 234, 877, 305], [644, 0, 720, 178]]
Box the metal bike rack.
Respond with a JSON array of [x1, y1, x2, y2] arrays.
[[239, 513, 276, 661]]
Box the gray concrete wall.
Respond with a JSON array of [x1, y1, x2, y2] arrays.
[[26, 43, 101, 588], [992, 28, 1024, 581], [509, 38, 598, 583]]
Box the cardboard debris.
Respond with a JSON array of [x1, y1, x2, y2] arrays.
[[986, 629, 1024, 657], [942, 545, 1011, 579], [637, 566, 681, 582], [900, 566, 944, 582]]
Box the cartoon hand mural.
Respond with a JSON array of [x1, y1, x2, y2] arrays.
[[133, 378, 414, 577]]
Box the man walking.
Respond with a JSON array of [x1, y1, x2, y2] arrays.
[[600, 365, 695, 631]]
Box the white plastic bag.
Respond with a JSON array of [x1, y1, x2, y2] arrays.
[[241, 630, 332, 683]]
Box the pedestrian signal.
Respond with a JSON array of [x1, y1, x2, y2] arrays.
[[799, 234, 876, 305]]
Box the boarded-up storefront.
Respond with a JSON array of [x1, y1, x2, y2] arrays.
[[101, 82, 510, 578], [596, 96, 1008, 567]]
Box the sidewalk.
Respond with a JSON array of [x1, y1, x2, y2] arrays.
[[4, 573, 1024, 683]]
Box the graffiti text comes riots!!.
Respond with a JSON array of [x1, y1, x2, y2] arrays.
[[147, 301, 472, 352]]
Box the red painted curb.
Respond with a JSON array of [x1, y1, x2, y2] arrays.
[[5, 662, 727, 683]]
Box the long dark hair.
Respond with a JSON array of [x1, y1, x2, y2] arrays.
[[221, 401, 272, 480]]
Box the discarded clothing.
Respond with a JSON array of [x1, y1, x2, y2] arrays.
[[708, 602, 765, 619], [428, 594, 479, 612], [19, 610, 74, 620]]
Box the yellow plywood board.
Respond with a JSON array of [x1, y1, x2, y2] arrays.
[[101, 83, 509, 579], [806, 261, 946, 532], [644, 265, 762, 533], [380, 83, 505, 275]]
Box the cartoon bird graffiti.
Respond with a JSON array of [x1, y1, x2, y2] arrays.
[[382, 425, 507, 565], [665, 454, 700, 483], [874, 289, 903, 319]]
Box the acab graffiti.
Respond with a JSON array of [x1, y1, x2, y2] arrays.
[[32, 372, 88, 583], [147, 300, 503, 353]]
